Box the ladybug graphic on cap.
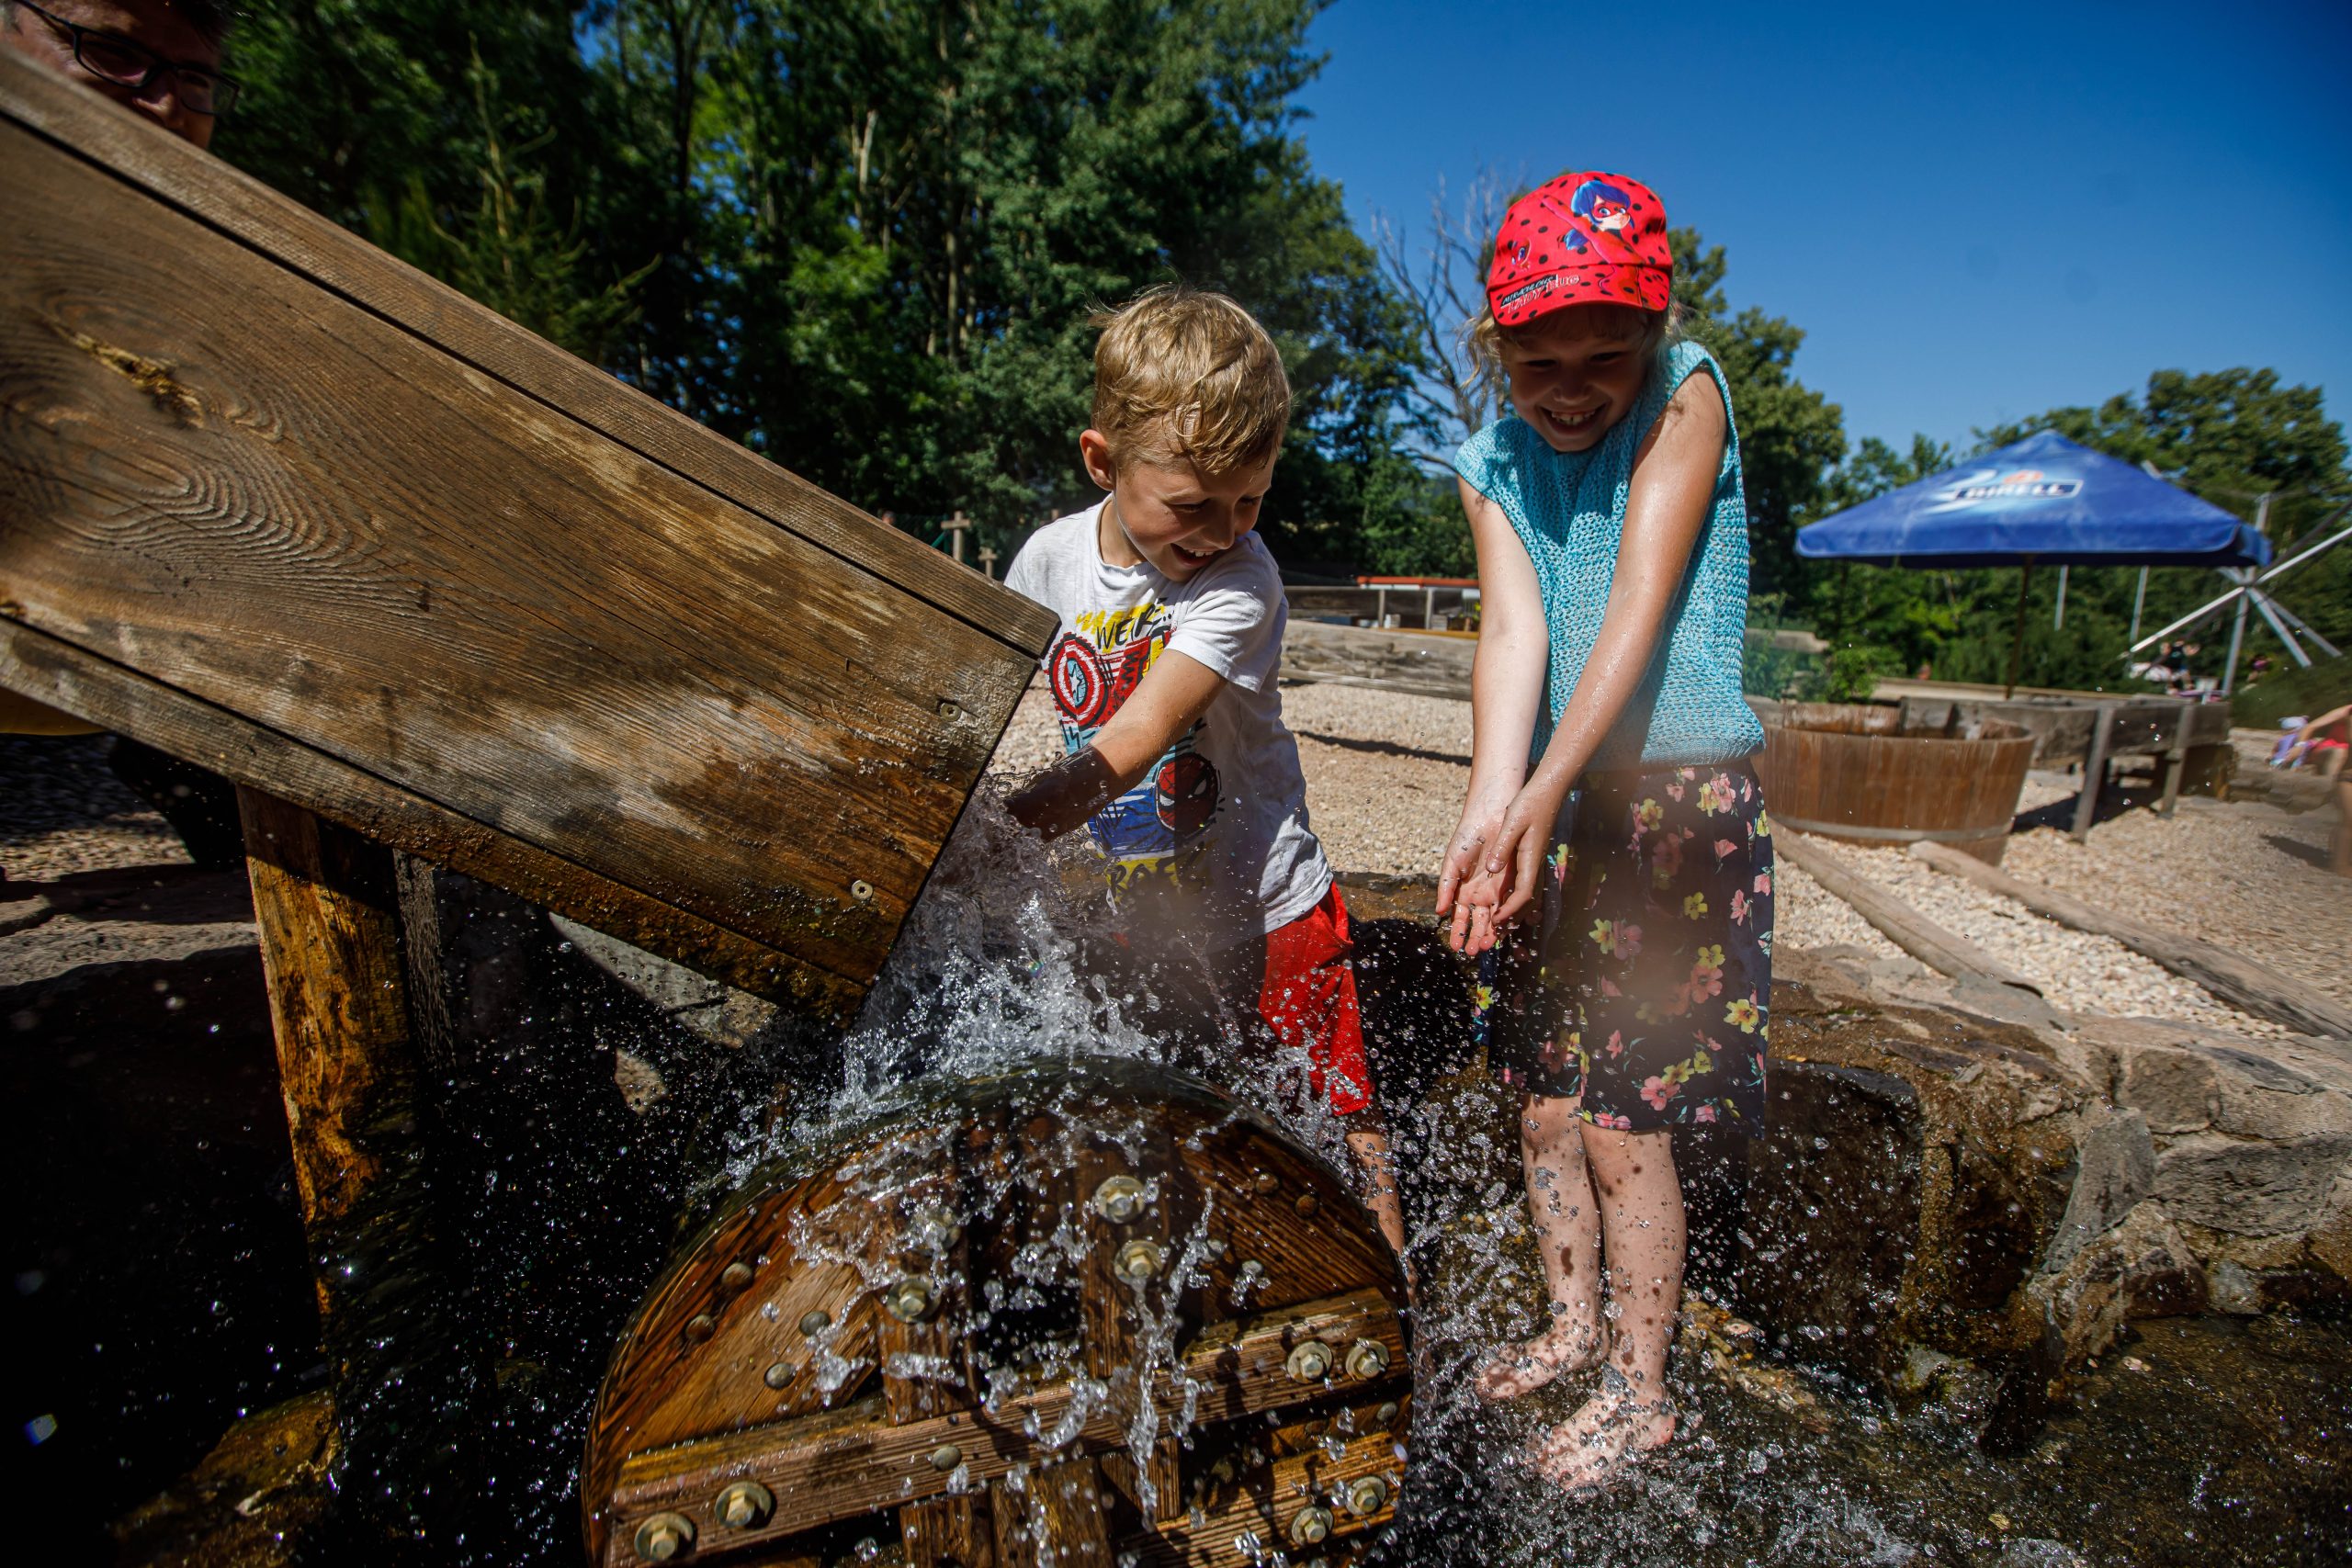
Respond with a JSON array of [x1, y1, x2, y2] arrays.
[[1570, 178, 1634, 235], [1048, 635, 1111, 728], [1155, 750, 1219, 835]]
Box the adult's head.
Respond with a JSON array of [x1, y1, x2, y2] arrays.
[[3, 0, 234, 149]]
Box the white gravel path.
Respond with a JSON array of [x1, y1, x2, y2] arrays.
[[1792, 834, 2284, 1034]]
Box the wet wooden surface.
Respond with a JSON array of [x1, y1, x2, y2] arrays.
[[582, 1063, 1411, 1567], [239, 788, 470, 1539], [0, 54, 1052, 1003]]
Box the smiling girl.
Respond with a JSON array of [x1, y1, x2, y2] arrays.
[[1436, 173, 1772, 1490]]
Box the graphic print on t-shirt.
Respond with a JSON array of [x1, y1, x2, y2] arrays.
[[1046, 602, 1222, 890]]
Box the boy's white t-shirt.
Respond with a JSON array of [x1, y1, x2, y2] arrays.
[[1004, 502, 1331, 944]]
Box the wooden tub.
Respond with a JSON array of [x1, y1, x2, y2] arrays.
[[1759, 705, 2035, 864]]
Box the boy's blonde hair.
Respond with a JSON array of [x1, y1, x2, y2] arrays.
[[1091, 287, 1291, 474]]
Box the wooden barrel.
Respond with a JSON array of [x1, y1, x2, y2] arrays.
[[582, 1056, 1410, 1567], [1759, 706, 2035, 864]]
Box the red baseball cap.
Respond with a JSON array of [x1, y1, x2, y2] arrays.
[[1486, 172, 1673, 327]]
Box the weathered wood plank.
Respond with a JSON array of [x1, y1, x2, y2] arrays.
[[1776, 831, 2042, 994], [1909, 840, 2352, 1039], [0, 52, 1055, 654], [240, 788, 471, 1540], [0, 61, 1048, 996], [1114, 1420, 1399, 1568], [0, 618, 854, 1010]]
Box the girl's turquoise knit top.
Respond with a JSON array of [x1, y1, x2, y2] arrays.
[[1454, 339, 1764, 773]]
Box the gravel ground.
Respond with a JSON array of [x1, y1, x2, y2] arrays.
[[2005, 789, 2350, 1010], [1792, 833, 2283, 1033], [16, 686, 2338, 1034]]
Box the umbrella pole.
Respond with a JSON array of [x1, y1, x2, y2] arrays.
[[2006, 561, 2031, 699]]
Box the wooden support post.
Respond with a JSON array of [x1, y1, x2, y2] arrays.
[[2158, 699, 2189, 818], [239, 787, 472, 1545], [977, 544, 999, 580], [2071, 702, 2117, 843], [2006, 562, 2032, 699], [945, 509, 973, 565]]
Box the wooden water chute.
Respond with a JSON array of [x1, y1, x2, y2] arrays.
[[0, 51, 1056, 1008], [583, 1057, 1414, 1567], [0, 51, 1055, 1543]]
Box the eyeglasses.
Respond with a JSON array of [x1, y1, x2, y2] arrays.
[[13, 0, 241, 117]]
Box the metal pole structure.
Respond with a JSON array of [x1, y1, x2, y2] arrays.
[[2129, 566, 2149, 645], [2247, 591, 2310, 668], [2261, 593, 2344, 660], [2007, 560, 2032, 699], [2054, 564, 2069, 631], [2222, 570, 2252, 694], [2222, 494, 2269, 696]]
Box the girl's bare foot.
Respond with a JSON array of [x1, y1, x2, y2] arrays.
[[1474, 1314, 1607, 1401], [1525, 1368, 1677, 1490]]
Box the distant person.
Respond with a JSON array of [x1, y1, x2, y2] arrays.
[[2, 0, 247, 865], [1000, 287, 1409, 1260], [1436, 172, 1770, 1490], [2282, 705, 2351, 874]]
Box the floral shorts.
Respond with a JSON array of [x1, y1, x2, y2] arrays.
[[1473, 761, 1773, 1131]]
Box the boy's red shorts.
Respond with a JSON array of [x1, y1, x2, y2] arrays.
[[1256, 883, 1374, 1115]]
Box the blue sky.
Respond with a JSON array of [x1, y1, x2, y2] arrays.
[[1295, 0, 2352, 458]]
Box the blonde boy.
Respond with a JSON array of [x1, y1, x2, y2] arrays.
[[1003, 287, 1406, 1256]]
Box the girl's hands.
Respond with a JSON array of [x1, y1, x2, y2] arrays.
[[1442, 775, 1570, 956], [1439, 784, 1520, 954]]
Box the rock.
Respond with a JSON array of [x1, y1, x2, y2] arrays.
[[2154, 1133, 2352, 1236], [2208, 1259, 2264, 1315], [1999, 1540, 2087, 1568], [2201, 1043, 2352, 1141], [1946, 975, 2073, 1037], [2309, 1172, 2352, 1285], [2114, 1046, 2217, 1134], [551, 912, 780, 1050], [2044, 1109, 2154, 1271], [2032, 1200, 2205, 1365], [1736, 1060, 1924, 1382]]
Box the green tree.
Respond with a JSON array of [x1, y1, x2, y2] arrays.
[[1669, 230, 1846, 603]]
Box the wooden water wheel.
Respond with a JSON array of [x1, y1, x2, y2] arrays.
[[583, 1056, 1412, 1566]]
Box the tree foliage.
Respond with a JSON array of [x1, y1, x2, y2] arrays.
[[219, 0, 1431, 573]]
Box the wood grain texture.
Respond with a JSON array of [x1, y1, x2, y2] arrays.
[[0, 51, 1056, 654], [0, 67, 1046, 996], [1760, 716, 2035, 866], [1777, 830, 2042, 994], [993, 1455, 1114, 1568], [595, 1287, 1405, 1562], [0, 618, 854, 1009], [1909, 840, 2352, 1038]]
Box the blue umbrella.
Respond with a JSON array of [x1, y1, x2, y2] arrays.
[[1796, 431, 2274, 694]]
